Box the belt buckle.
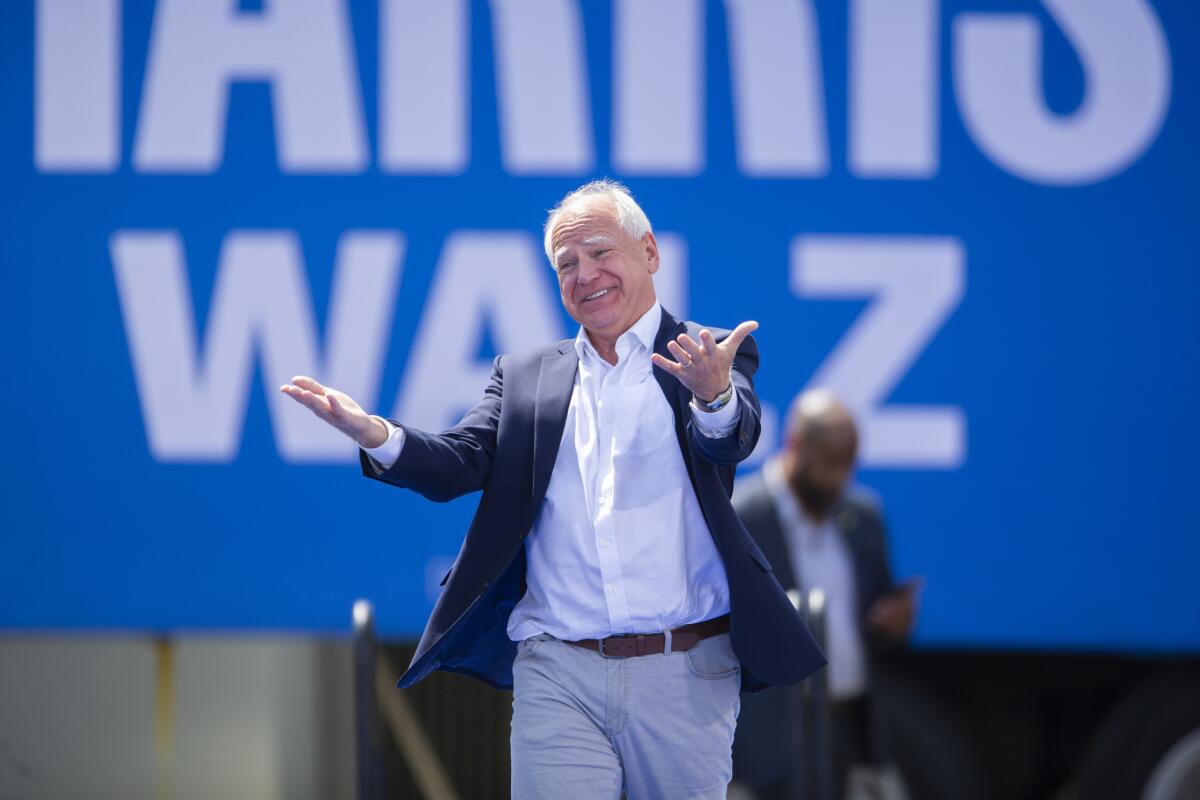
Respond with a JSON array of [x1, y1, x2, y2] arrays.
[[597, 633, 629, 659]]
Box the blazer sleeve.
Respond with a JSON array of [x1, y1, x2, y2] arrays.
[[687, 332, 762, 466], [358, 356, 502, 502]]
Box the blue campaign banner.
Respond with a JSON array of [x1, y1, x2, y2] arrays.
[[2, 0, 1197, 651]]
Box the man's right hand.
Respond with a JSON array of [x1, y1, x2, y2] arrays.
[[279, 376, 390, 449]]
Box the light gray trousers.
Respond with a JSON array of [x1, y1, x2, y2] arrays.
[[510, 632, 742, 800]]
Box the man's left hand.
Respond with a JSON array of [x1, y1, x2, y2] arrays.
[[866, 577, 924, 639], [651, 320, 758, 402]]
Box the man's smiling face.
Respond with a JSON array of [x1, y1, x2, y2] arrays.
[[551, 196, 660, 342]]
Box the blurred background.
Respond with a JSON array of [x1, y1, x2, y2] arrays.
[[1, 0, 1197, 798]]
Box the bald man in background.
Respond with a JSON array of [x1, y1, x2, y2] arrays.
[[731, 390, 920, 800]]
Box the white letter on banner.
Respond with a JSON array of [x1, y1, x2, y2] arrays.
[[792, 236, 966, 468], [724, 0, 828, 176], [395, 232, 565, 431], [133, 0, 367, 173], [380, 0, 468, 172], [111, 230, 403, 462], [653, 233, 689, 322], [849, 0, 938, 178], [35, 0, 120, 171], [613, 0, 704, 174], [489, 0, 594, 174], [954, 0, 1170, 185]]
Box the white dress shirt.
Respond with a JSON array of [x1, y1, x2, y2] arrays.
[[763, 458, 867, 700], [365, 302, 739, 642]]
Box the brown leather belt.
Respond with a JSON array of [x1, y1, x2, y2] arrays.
[[566, 614, 730, 658]]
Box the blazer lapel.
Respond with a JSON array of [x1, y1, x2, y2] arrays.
[[760, 493, 800, 591], [652, 307, 690, 425], [532, 342, 580, 506]]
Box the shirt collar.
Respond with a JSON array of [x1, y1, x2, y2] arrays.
[[764, 457, 834, 539], [574, 301, 662, 362]]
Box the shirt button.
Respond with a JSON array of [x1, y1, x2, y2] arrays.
[[607, 584, 617, 594], [598, 539, 610, 549]]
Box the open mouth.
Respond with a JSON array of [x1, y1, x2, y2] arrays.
[[583, 288, 613, 303]]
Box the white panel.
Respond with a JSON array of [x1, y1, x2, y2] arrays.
[[613, 0, 704, 174], [133, 0, 367, 173], [111, 230, 403, 462], [850, 0, 938, 177], [954, 0, 1171, 185], [653, 232, 689, 321], [489, 0, 594, 174], [0, 639, 353, 800], [724, 0, 828, 176], [0, 639, 155, 799], [380, 0, 468, 172], [395, 232, 566, 431], [175, 641, 320, 800], [35, 0, 120, 171], [792, 236, 966, 468]]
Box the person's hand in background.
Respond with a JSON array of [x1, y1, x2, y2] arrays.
[[866, 577, 924, 640]]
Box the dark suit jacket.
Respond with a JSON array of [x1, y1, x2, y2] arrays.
[[731, 471, 895, 787], [359, 308, 825, 692]]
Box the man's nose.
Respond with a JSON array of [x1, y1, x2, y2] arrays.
[[577, 257, 599, 283]]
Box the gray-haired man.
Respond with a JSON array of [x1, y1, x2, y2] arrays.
[[283, 181, 824, 798]]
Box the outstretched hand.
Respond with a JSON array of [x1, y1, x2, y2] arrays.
[[650, 321, 758, 402], [279, 376, 389, 448]]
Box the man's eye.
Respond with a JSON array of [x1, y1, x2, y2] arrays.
[[594, 248, 611, 257], [558, 261, 576, 272]]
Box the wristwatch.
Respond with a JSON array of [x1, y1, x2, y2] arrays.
[[696, 382, 734, 413]]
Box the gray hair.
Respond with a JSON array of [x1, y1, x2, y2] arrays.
[[542, 179, 653, 266]]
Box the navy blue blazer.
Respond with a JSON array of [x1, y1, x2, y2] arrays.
[[359, 308, 826, 692]]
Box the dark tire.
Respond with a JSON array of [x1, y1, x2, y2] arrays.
[[1076, 670, 1200, 800], [874, 669, 989, 800]]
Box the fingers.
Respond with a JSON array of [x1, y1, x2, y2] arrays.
[[868, 599, 903, 628], [326, 392, 344, 417], [662, 331, 731, 399], [674, 333, 703, 360], [290, 375, 326, 395], [876, 597, 903, 617], [722, 320, 759, 351], [280, 385, 332, 417], [868, 591, 917, 637], [650, 352, 687, 378], [666, 339, 693, 365]]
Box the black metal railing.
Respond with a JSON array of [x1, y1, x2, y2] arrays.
[[790, 588, 832, 800], [352, 600, 470, 800], [353, 600, 387, 800]]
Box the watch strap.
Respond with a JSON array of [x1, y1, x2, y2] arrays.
[[697, 382, 734, 413]]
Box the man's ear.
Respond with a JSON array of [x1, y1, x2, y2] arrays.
[[642, 231, 660, 274]]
